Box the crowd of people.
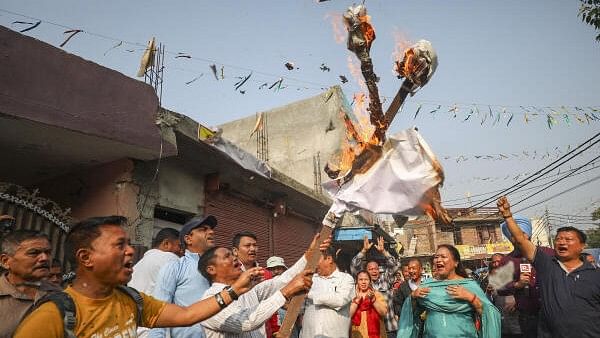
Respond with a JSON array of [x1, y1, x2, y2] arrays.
[[0, 195, 599, 338]]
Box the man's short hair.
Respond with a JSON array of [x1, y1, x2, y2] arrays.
[[1, 230, 49, 255], [232, 231, 257, 248], [322, 246, 340, 265], [198, 246, 226, 284], [65, 216, 127, 266], [407, 258, 422, 267], [556, 226, 587, 244], [152, 228, 180, 248], [366, 260, 380, 267]]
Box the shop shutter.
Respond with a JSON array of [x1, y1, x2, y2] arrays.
[[205, 191, 271, 265]]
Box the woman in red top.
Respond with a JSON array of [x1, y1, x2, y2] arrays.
[[350, 270, 388, 338]]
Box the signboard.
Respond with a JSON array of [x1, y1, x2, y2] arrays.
[[456, 241, 514, 259]]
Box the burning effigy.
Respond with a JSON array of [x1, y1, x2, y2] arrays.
[[322, 4, 449, 225], [278, 5, 449, 337]]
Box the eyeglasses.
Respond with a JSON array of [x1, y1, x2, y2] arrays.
[[0, 218, 16, 233]]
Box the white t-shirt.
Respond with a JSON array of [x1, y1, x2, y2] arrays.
[[128, 248, 179, 294]]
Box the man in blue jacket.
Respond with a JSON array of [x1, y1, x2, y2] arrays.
[[149, 215, 217, 338]]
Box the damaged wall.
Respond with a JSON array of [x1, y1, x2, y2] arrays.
[[219, 86, 349, 191], [157, 158, 205, 215], [35, 158, 142, 239]]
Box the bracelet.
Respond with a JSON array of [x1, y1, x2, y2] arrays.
[[214, 292, 227, 309], [224, 285, 239, 300], [469, 294, 477, 304], [502, 213, 513, 219]]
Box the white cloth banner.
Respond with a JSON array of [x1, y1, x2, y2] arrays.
[[323, 128, 443, 218]]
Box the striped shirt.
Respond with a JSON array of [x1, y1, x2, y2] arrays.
[[201, 256, 306, 338]]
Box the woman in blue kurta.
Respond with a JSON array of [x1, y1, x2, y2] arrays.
[[397, 244, 501, 338]]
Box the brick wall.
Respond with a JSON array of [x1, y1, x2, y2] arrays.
[[459, 226, 480, 245]]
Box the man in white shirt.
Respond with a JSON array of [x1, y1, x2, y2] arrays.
[[199, 235, 328, 338], [300, 247, 355, 338], [129, 227, 182, 294], [129, 227, 182, 338]]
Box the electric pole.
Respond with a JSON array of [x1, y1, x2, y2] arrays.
[[545, 208, 553, 248]]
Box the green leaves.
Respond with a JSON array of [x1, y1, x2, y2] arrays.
[[579, 0, 600, 42]]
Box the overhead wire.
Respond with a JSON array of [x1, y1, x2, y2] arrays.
[[442, 164, 600, 206], [510, 154, 600, 208], [3, 8, 600, 113], [513, 174, 600, 214], [470, 132, 600, 208]]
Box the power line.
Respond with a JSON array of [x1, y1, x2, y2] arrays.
[[513, 174, 600, 214], [547, 213, 594, 219], [511, 154, 600, 208], [470, 132, 600, 208], [443, 165, 600, 206]]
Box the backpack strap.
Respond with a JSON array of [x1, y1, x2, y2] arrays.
[[116, 285, 144, 326], [22, 291, 77, 338]]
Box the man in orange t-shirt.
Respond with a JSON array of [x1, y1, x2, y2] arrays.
[[15, 216, 263, 338]]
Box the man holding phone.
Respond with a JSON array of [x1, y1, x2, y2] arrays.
[[496, 214, 553, 338]]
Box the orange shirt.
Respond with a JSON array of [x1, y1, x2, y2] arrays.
[[14, 286, 166, 338]]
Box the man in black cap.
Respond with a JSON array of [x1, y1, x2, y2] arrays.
[[149, 215, 218, 338]]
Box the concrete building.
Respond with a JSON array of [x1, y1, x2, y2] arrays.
[[219, 86, 349, 192], [0, 26, 329, 266], [396, 207, 512, 272]]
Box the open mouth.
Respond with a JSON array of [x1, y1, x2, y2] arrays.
[[556, 246, 568, 254], [123, 261, 134, 272]]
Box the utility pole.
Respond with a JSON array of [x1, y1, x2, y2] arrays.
[[545, 208, 553, 248]]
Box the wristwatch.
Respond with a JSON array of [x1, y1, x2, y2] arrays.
[[224, 285, 239, 300], [214, 292, 227, 309]]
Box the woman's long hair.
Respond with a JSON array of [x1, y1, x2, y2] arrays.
[[437, 244, 469, 278]]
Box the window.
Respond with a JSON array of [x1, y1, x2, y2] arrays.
[[476, 225, 497, 244]]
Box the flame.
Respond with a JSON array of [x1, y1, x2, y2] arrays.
[[325, 12, 346, 44], [391, 30, 412, 64], [346, 55, 366, 91], [391, 30, 417, 78], [358, 15, 375, 47], [335, 98, 380, 179]]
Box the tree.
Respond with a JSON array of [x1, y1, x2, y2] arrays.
[[579, 0, 600, 42], [592, 206, 600, 221], [586, 207, 600, 248]]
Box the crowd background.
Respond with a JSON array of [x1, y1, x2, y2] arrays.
[[1, 195, 599, 338]]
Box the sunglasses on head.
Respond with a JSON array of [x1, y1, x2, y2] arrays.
[[0, 218, 16, 232]]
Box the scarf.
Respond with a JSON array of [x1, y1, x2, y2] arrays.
[[397, 278, 501, 338]]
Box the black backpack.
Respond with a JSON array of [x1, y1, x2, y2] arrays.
[[22, 285, 144, 338]]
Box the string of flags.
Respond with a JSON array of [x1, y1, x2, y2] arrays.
[[4, 9, 600, 115], [437, 144, 597, 163], [408, 102, 600, 128], [443, 164, 599, 187]]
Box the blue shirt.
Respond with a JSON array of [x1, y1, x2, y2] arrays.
[[148, 250, 210, 338], [534, 249, 600, 338]]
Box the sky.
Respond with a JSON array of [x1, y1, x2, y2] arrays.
[[1, 0, 599, 229]]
